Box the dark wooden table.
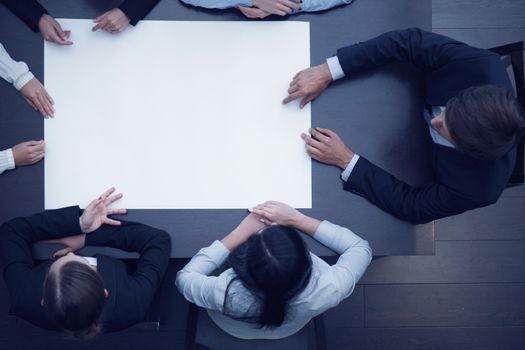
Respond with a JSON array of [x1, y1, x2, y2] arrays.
[[0, 0, 434, 258]]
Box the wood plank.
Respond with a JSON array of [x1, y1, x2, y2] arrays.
[[359, 240, 525, 284], [365, 284, 525, 327], [432, 0, 525, 28], [326, 327, 525, 350], [435, 193, 525, 240], [323, 285, 365, 328]]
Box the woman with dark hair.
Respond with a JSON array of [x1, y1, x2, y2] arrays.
[[176, 201, 372, 339], [0, 187, 171, 339]]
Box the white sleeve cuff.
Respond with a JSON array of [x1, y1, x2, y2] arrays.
[[0, 148, 16, 175], [326, 56, 345, 81], [341, 154, 360, 181], [14, 71, 34, 91]]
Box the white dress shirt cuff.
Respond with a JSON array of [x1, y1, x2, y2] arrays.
[[326, 56, 345, 81], [0, 148, 16, 174], [340, 154, 360, 181], [13, 71, 34, 91]]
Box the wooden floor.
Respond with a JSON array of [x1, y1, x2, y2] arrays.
[[1, 0, 524, 349]]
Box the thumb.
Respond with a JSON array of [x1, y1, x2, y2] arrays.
[[53, 247, 72, 259]]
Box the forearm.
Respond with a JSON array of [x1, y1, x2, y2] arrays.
[[2, 0, 47, 32], [118, 0, 160, 25], [300, 0, 352, 12], [290, 213, 322, 237], [0, 44, 34, 90], [221, 227, 253, 251], [179, 0, 251, 10]]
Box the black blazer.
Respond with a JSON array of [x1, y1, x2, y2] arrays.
[[1, 0, 160, 31], [336, 28, 516, 224], [0, 206, 171, 332]]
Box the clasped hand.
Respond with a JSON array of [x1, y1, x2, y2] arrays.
[[238, 0, 301, 19]]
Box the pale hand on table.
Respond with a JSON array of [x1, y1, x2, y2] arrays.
[[283, 63, 333, 108], [21, 78, 55, 119], [250, 201, 303, 226], [252, 0, 301, 16], [238, 6, 272, 18], [79, 187, 127, 234], [38, 14, 73, 45], [301, 127, 354, 169], [92, 9, 131, 34], [12, 140, 45, 166]]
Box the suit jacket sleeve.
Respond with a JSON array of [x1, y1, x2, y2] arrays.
[[0, 206, 83, 304], [118, 0, 160, 26], [1, 0, 47, 32], [85, 221, 171, 317], [336, 27, 492, 77], [345, 157, 486, 223]]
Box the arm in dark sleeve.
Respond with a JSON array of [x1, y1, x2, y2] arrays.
[[0, 206, 83, 302], [1, 0, 48, 32], [85, 222, 171, 316], [118, 0, 160, 26], [344, 157, 484, 224], [336, 27, 493, 76]]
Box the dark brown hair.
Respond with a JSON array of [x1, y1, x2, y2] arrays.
[[445, 85, 525, 160], [43, 261, 106, 340]]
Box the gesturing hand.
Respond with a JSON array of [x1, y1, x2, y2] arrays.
[[252, 0, 300, 16], [38, 14, 73, 45], [301, 127, 354, 169], [79, 187, 127, 234], [12, 140, 45, 166], [238, 6, 272, 19], [283, 63, 333, 108], [92, 9, 131, 34], [250, 201, 303, 226], [20, 78, 54, 119]]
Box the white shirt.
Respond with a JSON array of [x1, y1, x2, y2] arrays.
[[0, 43, 35, 175], [176, 221, 372, 339], [325, 56, 454, 181], [0, 43, 34, 91]]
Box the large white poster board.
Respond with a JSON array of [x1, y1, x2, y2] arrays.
[[44, 19, 311, 209]]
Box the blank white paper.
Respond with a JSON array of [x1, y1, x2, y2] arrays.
[[44, 19, 311, 209]]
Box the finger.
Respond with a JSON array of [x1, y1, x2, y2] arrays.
[[276, 3, 293, 14], [37, 93, 53, 117], [282, 91, 305, 104], [309, 127, 330, 143], [26, 140, 44, 147], [273, 8, 287, 16], [287, 84, 300, 94], [53, 247, 72, 259], [251, 207, 273, 219], [299, 93, 318, 109], [29, 142, 45, 152], [104, 218, 121, 226], [301, 133, 323, 149], [279, 0, 300, 11], [23, 96, 38, 111], [100, 187, 116, 200], [104, 193, 123, 205], [239, 6, 262, 18], [31, 152, 45, 164], [108, 208, 127, 215], [315, 127, 337, 138], [64, 30, 71, 39], [44, 89, 55, 106], [94, 12, 107, 22], [306, 145, 322, 158], [92, 17, 109, 31], [53, 25, 73, 45], [259, 218, 273, 225], [31, 95, 47, 117]]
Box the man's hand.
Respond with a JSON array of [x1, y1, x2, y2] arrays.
[[250, 201, 304, 226], [301, 127, 354, 169], [283, 63, 332, 108], [38, 14, 73, 45], [12, 140, 45, 166], [92, 9, 131, 34], [238, 6, 272, 19], [79, 187, 127, 234], [252, 0, 300, 16], [20, 78, 54, 119], [51, 234, 86, 258]]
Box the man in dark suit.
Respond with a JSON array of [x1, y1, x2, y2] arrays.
[[1, 0, 160, 44], [0, 187, 171, 338], [283, 28, 525, 224]]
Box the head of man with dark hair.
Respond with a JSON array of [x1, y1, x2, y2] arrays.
[[431, 85, 525, 160]]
